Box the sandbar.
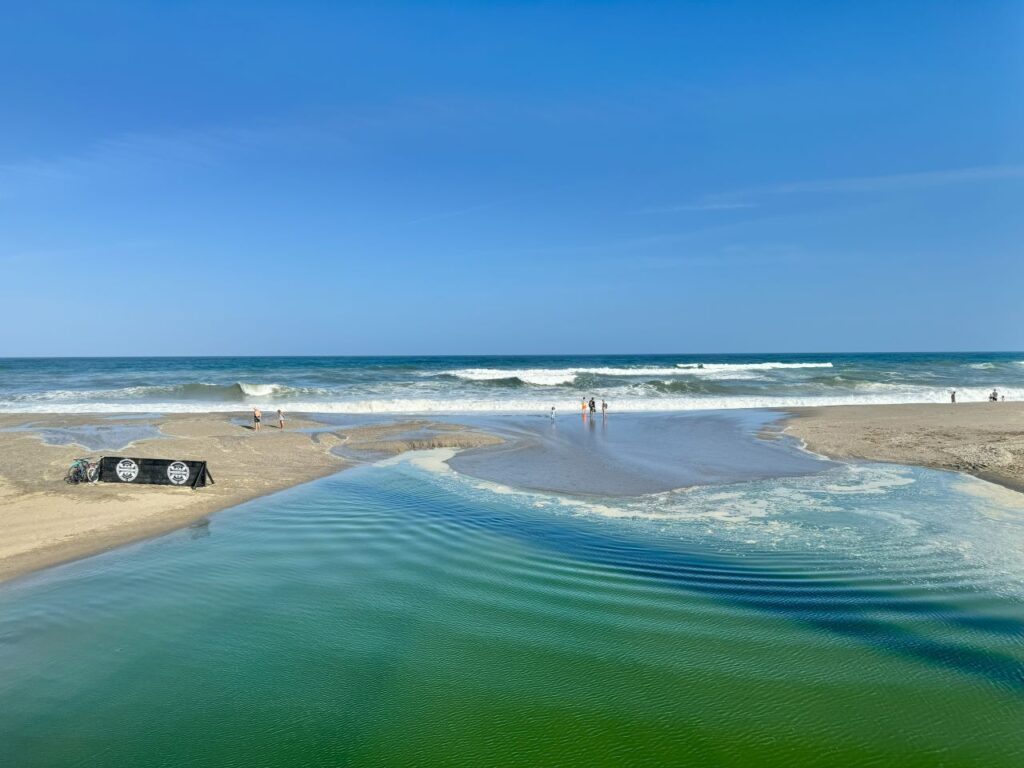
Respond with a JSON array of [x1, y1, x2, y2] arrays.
[[783, 402, 1024, 493], [0, 413, 499, 584]]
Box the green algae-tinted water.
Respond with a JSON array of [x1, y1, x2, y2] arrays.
[[1, 451, 1023, 766]]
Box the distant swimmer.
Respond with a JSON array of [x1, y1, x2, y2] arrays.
[[589, 397, 596, 415], [601, 399, 608, 416], [277, 409, 285, 429], [253, 407, 262, 432], [951, 390, 956, 404]]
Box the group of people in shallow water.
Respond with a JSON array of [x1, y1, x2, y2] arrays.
[[547, 397, 608, 420]]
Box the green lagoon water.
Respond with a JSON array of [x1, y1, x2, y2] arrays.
[[2, 418, 1024, 766]]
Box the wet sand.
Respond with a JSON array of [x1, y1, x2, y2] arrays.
[[783, 403, 1024, 493], [0, 413, 499, 584], [448, 411, 828, 496]]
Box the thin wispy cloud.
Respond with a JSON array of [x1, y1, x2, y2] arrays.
[[0, 119, 353, 201], [764, 163, 1024, 195], [646, 163, 1024, 214], [638, 201, 757, 214]]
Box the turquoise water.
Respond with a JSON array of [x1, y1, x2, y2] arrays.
[[1, 352, 1023, 413], [2, 432, 1023, 766]]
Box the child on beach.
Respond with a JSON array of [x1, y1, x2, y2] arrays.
[[278, 409, 284, 429], [253, 407, 262, 432]]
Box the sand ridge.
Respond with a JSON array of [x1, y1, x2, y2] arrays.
[[783, 402, 1024, 493]]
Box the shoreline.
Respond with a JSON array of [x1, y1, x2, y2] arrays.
[[0, 413, 500, 586], [5, 403, 1024, 586], [781, 402, 1024, 495]]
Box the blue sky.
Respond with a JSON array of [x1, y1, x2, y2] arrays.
[[2, 1, 1021, 355]]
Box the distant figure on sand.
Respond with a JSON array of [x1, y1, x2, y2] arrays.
[[277, 409, 284, 429], [253, 407, 262, 432], [990, 389, 999, 402], [951, 390, 956, 404], [589, 397, 596, 415], [601, 399, 608, 416]]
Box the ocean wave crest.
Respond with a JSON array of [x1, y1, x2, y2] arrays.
[[675, 362, 833, 371], [8, 381, 305, 404], [441, 363, 812, 385]]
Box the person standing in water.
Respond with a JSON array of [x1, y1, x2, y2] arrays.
[[601, 399, 608, 416], [277, 409, 285, 429], [589, 397, 596, 415], [582, 398, 588, 418], [253, 407, 262, 432]]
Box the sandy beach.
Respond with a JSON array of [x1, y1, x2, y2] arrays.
[[784, 402, 1024, 492], [0, 413, 499, 584]]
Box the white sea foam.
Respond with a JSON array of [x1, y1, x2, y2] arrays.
[[445, 368, 581, 385], [444, 362, 832, 385], [5, 384, 1024, 414], [675, 362, 833, 371], [237, 382, 287, 397], [2, 387, 1023, 414]]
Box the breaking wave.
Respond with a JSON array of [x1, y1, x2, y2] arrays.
[[7, 386, 1024, 414], [675, 362, 834, 371], [443, 362, 833, 386], [8, 381, 306, 404]]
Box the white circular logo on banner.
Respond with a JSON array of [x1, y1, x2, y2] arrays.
[[167, 461, 190, 485], [116, 459, 139, 482]]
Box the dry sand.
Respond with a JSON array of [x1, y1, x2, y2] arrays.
[[783, 402, 1024, 492], [0, 413, 500, 584]]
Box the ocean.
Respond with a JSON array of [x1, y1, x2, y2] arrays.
[[1, 352, 1023, 414]]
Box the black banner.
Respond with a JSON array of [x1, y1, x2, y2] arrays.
[[99, 457, 214, 488]]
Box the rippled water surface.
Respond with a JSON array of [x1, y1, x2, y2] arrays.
[[1, 440, 1023, 766]]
